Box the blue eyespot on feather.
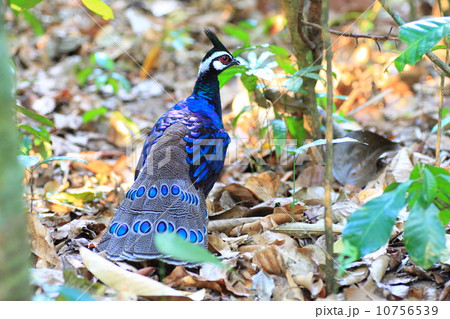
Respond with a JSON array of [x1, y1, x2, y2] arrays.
[[157, 221, 167, 233], [161, 184, 168, 196], [189, 231, 197, 243], [116, 224, 128, 237], [171, 185, 180, 195], [109, 222, 118, 234], [148, 186, 157, 198], [177, 228, 187, 240], [132, 221, 141, 233], [137, 186, 145, 197], [140, 221, 151, 233], [197, 230, 204, 242], [167, 222, 174, 232]]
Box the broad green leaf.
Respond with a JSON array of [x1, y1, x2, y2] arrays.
[[219, 65, 246, 88], [16, 105, 55, 127], [342, 181, 412, 258], [275, 55, 296, 75], [439, 208, 450, 226], [9, 0, 42, 11], [269, 45, 290, 58], [285, 116, 305, 145], [240, 73, 258, 92], [422, 167, 437, 205], [154, 232, 227, 268], [285, 76, 303, 93], [82, 106, 108, 124], [17, 155, 40, 167], [394, 17, 450, 71], [91, 52, 115, 71], [81, 0, 114, 20], [404, 201, 446, 269]]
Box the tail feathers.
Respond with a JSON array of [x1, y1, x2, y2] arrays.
[[97, 178, 208, 264]]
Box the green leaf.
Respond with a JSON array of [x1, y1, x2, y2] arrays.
[[422, 166, 437, 205], [342, 181, 412, 259], [111, 72, 130, 92], [154, 232, 227, 268], [82, 106, 108, 124], [439, 208, 450, 226], [81, 0, 114, 20], [22, 10, 44, 35], [17, 124, 52, 144], [232, 105, 251, 128], [404, 200, 446, 269], [285, 116, 305, 145], [223, 25, 250, 43], [268, 45, 290, 58], [394, 17, 450, 72], [16, 105, 55, 128], [240, 73, 258, 92], [76, 67, 94, 85], [275, 55, 296, 75], [91, 52, 115, 71], [285, 76, 303, 93], [430, 116, 450, 134], [17, 155, 40, 168], [9, 0, 42, 11], [219, 65, 246, 88], [271, 119, 287, 156]]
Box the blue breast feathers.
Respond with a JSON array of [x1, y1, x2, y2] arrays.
[[136, 94, 229, 196]]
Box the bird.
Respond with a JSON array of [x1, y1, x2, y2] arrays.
[[97, 28, 239, 264]]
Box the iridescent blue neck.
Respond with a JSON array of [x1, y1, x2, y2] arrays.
[[192, 71, 222, 117]]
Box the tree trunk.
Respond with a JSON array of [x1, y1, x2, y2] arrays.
[[281, 0, 322, 140], [0, 7, 32, 300]]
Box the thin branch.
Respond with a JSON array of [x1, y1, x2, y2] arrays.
[[378, 0, 450, 77], [300, 20, 400, 42], [321, 0, 336, 296]]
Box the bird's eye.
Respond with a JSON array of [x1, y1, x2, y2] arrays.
[[218, 55, 231, 64]]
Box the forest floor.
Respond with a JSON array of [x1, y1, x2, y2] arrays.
[[9, 0, 450, 301]]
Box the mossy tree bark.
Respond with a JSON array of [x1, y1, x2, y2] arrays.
[[281, 0, 323, 140], [0, 7, 32, 300]]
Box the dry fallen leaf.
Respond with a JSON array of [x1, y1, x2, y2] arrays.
[[26, 212, 62, 269], [79, 247, 204, 300]]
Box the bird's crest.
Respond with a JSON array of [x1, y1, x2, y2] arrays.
[[204, 28, 230, 53]]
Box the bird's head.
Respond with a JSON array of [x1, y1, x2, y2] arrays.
[[198, 28, 240, 76]]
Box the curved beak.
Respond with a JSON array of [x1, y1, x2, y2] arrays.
[[231, 58, 240, 66]]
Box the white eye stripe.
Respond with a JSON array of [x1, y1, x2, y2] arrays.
[[198, 51, 233, 75]]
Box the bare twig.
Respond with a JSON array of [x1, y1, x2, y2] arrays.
[[300, 20, 400, 42], [378, 0, 450, 77], [321, 0, 336, 296]]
